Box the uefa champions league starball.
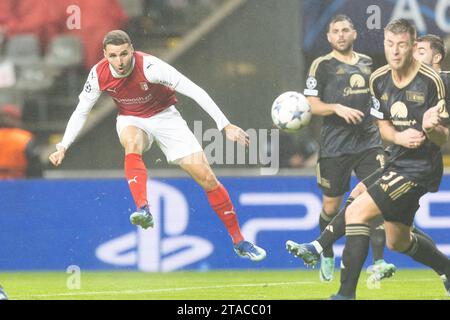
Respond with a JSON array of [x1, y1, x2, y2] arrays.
[[271, 91, 312, 132]]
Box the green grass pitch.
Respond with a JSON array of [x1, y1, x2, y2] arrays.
[[0, 269, 449, 300]]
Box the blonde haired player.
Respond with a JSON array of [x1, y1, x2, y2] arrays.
[[49, 30, 266, 262]]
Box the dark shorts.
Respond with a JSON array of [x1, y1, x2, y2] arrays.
[[316, 147, 385, 197], [366, 170, 427, 226]]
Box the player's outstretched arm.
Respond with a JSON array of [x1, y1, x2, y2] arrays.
[[223, 124, 249, 147], [49, 66, 101, 167]]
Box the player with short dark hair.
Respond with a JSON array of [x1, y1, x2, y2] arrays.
[[331, 19, 449, 299], [415, 34, 450, 108], [287, 15, 395, 282], [49, 30, 266, 262], [416, 34, 446, 67]]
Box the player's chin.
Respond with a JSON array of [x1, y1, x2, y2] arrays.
[[335, 43, 351, 53]]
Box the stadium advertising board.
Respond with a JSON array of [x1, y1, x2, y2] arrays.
[[0, 176, 449, 271]]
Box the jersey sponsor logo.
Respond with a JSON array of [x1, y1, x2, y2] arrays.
[[350, 74, 366, 88], [390, 101, 417, 126], [343, 87, 369, 96], [306, 76, 317, 89], [106, 87, 118, 94], [391, 101, 408, 118], [113, 92, 154, 105], [343, 74, 370, 96], [406, 90, 425, 104]]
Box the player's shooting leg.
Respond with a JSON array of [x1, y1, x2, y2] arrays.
[[178, 151, 219, 191], [336, 191, 381, 298], [120, 126, 150, 209], [320, 195, 343, 257], [179, 151, 244, 244], [386, 221, 450, 278]]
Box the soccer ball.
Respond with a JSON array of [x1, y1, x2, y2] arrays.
[[271, 91, 312, 132]]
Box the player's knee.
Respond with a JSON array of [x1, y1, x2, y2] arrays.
[[345, 203, 366, 224], [386, 238, 409, 252], [201, 172, 219, 191], [322, 200, 340, 216], [124, 138, 144, 154], [345, 204, 357, 223]]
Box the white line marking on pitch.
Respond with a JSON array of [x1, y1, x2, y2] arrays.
[[14, 281, 316, 298], [12, 277, 441, 299]]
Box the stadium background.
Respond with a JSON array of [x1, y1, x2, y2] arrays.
[[0, 0, 449, 275]]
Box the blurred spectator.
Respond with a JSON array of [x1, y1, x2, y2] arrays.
[[0, 0, 128, 69], [262, 126, 318, 169], [279, 130, 318, 168], [0, 104, 42, 179], [0, 0, 64, 51]]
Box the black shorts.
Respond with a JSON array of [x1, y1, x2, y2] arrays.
[[366, 170, 427, 226], [316, 147, 385, 197]]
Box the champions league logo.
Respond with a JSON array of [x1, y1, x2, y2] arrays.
[[372, 96, 381, 110], [306, 76, 317, 90]]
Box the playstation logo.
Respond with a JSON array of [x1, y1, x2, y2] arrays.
[[96, 180, 214, 271]]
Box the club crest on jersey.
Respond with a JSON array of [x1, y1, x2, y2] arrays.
[[140, 82, 149, 91]]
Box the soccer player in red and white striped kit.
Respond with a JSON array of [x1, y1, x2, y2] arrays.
[[49, 30, 266, 261]]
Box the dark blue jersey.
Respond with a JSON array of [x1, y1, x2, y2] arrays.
[[304, 51, 382, 158], [370, 62, 448, 192]]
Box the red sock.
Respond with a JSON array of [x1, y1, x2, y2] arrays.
[[124, 153, 148, 209], [206, 184, 244, 244]]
